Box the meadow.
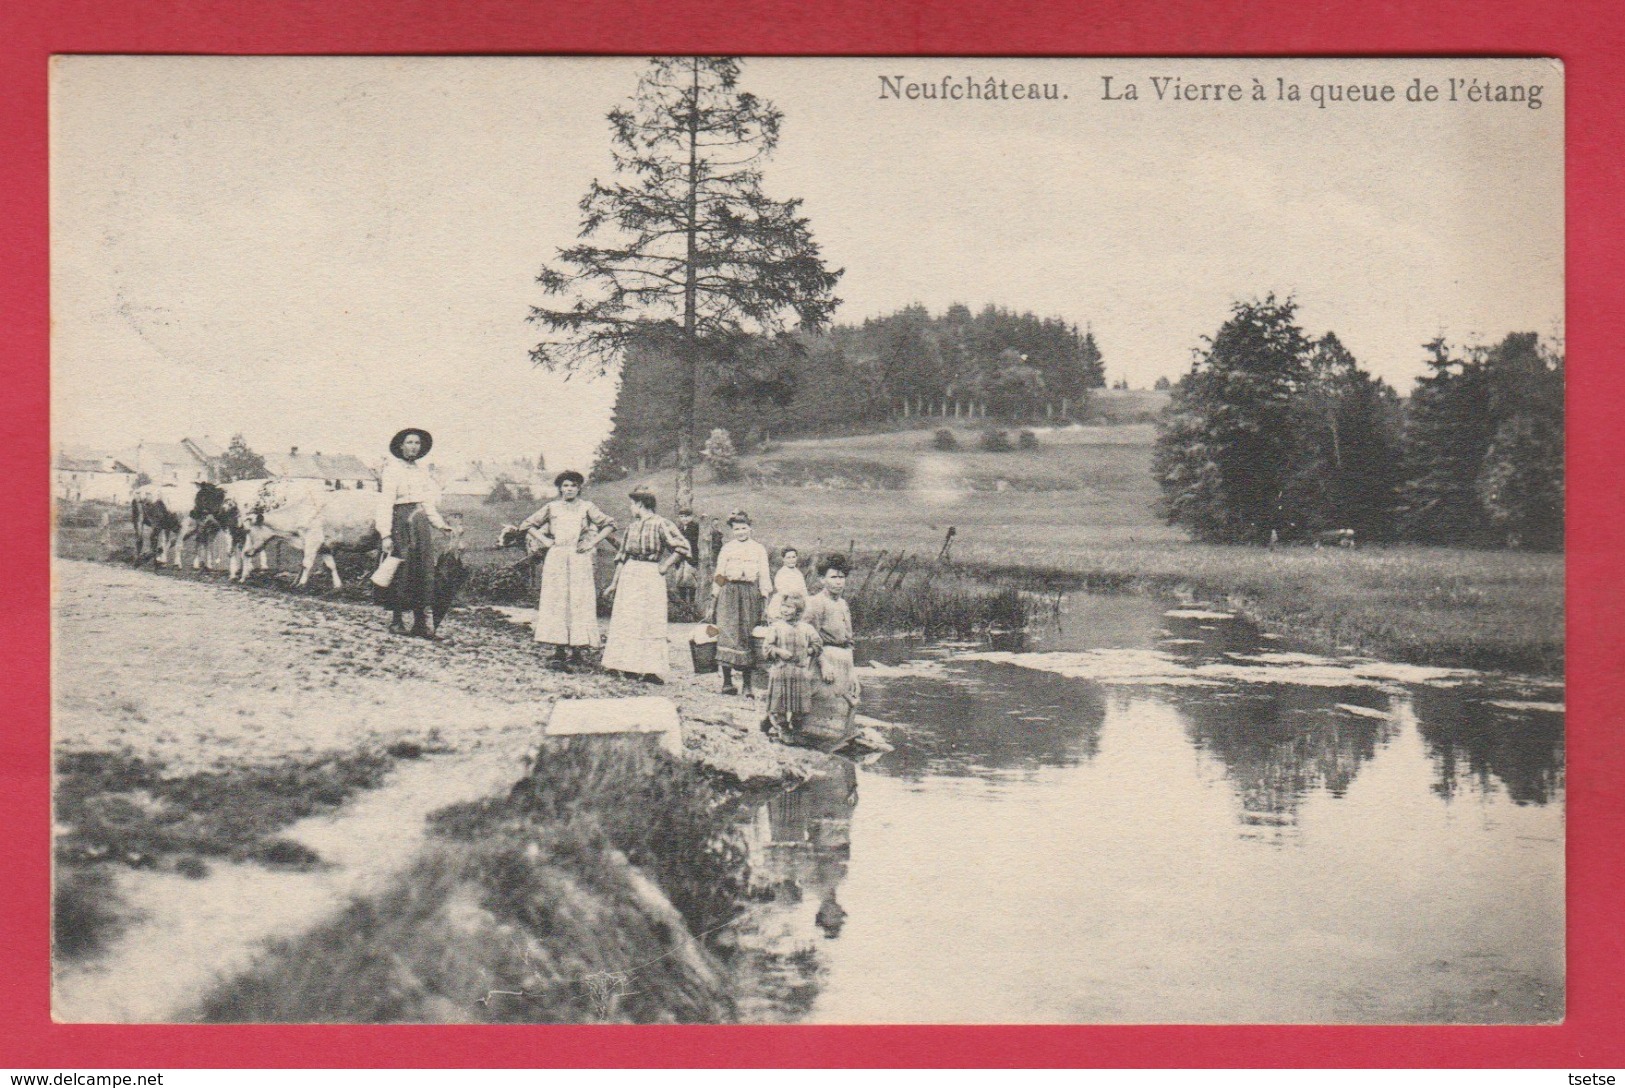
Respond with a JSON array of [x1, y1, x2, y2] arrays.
[[621, 419, 1564, 675]]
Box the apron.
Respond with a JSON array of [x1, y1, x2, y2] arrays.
[[534, 502, 598, 646]]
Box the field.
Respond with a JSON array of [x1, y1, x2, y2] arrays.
[[620, 420, 1564, 675]]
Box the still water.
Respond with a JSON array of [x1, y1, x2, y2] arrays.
[[737, 593, 1564, 1024]]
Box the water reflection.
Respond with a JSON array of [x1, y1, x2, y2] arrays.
[[739, 592, 1564, 1023], [734, 762, 859, 1020], [1174, 688, 1398, 840], [1411, 688, 1566, 805]]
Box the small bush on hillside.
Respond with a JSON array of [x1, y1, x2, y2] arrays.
[[485, 481, 514, 504], [931, 428, 959, 451], [978, 428, 1013, 453], [702, 428, 741, 483], [1017, 429, 1039, 450]]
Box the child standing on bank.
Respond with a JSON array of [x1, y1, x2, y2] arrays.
[[768, 545, 809, 620], [763, 592, 822, 740]]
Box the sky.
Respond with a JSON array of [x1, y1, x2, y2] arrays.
[[51, 56, 1563, 470]]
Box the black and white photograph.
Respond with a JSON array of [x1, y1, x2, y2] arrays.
[[50, 55, 1564, 1025]]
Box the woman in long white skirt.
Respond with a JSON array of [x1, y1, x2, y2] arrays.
[[602, 488, 692, 682], [517, 470, 616, 668]]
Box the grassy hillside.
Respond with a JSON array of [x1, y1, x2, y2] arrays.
[[628, 421, 1179, 562]]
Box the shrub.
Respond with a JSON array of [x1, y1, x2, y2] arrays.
[[1017, 429, 1039, 450], [53, 865, 132, 961], [484, 481, 514, 504], [702, 428, 741, 482], [930, 428, 959, 451], [978, 428, 1013, 453]]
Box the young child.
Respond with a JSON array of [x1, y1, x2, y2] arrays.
[[762, 592, 822, 740], [767, 545, 809, 620]]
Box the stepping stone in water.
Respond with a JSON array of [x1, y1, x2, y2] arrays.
[[544, 695, 684, 757]]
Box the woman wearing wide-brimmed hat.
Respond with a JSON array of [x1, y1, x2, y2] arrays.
[[516, 470, 616, 668], [709, 509, 772, 697], [376, 427, 454, 638]]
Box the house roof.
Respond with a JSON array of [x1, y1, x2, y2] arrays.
[[56, 454, 133, 474], [184, 436, 226, 459], [139, 442, 200, 467], [55, 448, 136, 473], [263, 452, 377, 480]]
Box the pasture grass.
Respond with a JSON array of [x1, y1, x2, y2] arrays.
[[621, 429, 1562, 675], [53, 745, 427, 874]]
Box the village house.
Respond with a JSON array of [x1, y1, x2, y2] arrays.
[[435, 461, 496, 498], [262, 447, 379, 490], [53, 447, 138, 504], [131, 437, 225, 486]]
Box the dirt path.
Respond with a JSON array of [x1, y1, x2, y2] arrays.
[[52, 559, 829, 1022], [53, 558, 826, 773]]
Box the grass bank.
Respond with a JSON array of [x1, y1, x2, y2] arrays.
[[968, 543, 1563, 675], [52, 742, 441, 961], [194, 739, 769, 1023]]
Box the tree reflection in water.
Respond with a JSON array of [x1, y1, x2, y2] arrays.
[[859, 666, 1109, 779], [1176, 687, 1397, 841], [1410, 688, 1565, 805]]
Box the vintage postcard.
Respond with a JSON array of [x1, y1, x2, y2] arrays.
[[49, 56, 1563, 1025]]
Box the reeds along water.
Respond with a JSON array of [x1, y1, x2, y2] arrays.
[[844, 555, 1033, 640]]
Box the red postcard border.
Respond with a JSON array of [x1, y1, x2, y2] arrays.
[[4, 0, 1620, 1068]]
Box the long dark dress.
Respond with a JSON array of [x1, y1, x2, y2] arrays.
[[381, 503, 437, 611]]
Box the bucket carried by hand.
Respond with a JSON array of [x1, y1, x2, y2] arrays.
[[371, 554, 403, 588], [689, 623, 720, 674]]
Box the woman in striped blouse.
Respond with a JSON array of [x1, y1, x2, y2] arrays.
[[602, 487, 692, 682]]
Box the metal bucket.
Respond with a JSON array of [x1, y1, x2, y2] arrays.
[[689, 624, 720, 674]]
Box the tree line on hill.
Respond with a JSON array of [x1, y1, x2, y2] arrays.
[[1154, 295, 1563, 551], [591, 303, 1108, 480]]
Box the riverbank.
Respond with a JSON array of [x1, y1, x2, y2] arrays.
[[964, 542, 1564, 677], [51, 559, 835, 1022]]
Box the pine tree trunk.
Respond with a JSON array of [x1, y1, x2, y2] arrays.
[[677, 59, 701, 515]]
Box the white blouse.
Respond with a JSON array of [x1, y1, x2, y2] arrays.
[[774, 566, 809, 599], [376, 458, 447, 536], [714, 539, 773, 596]]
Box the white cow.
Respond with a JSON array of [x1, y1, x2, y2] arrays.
[[237, 478, 382, 589], [219, 478, 275, 581], [133, 481, 223, 569]]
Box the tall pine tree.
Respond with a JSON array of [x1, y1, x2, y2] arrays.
[[1283, 333, 1404, 540], [1154, 296, 1310, 543], [529, 57, 842, 509]]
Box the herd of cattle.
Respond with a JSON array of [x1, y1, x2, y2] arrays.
[[130, 478, 388, 588]]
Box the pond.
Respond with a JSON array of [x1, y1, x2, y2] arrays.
[[735, 592, 1564, 1024]]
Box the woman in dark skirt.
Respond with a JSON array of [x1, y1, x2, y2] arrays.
[[376, 427, 454, 638], [708, 510, 773, 696]]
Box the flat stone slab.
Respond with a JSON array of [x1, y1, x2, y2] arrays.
[[544, 696, 683, 756]]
